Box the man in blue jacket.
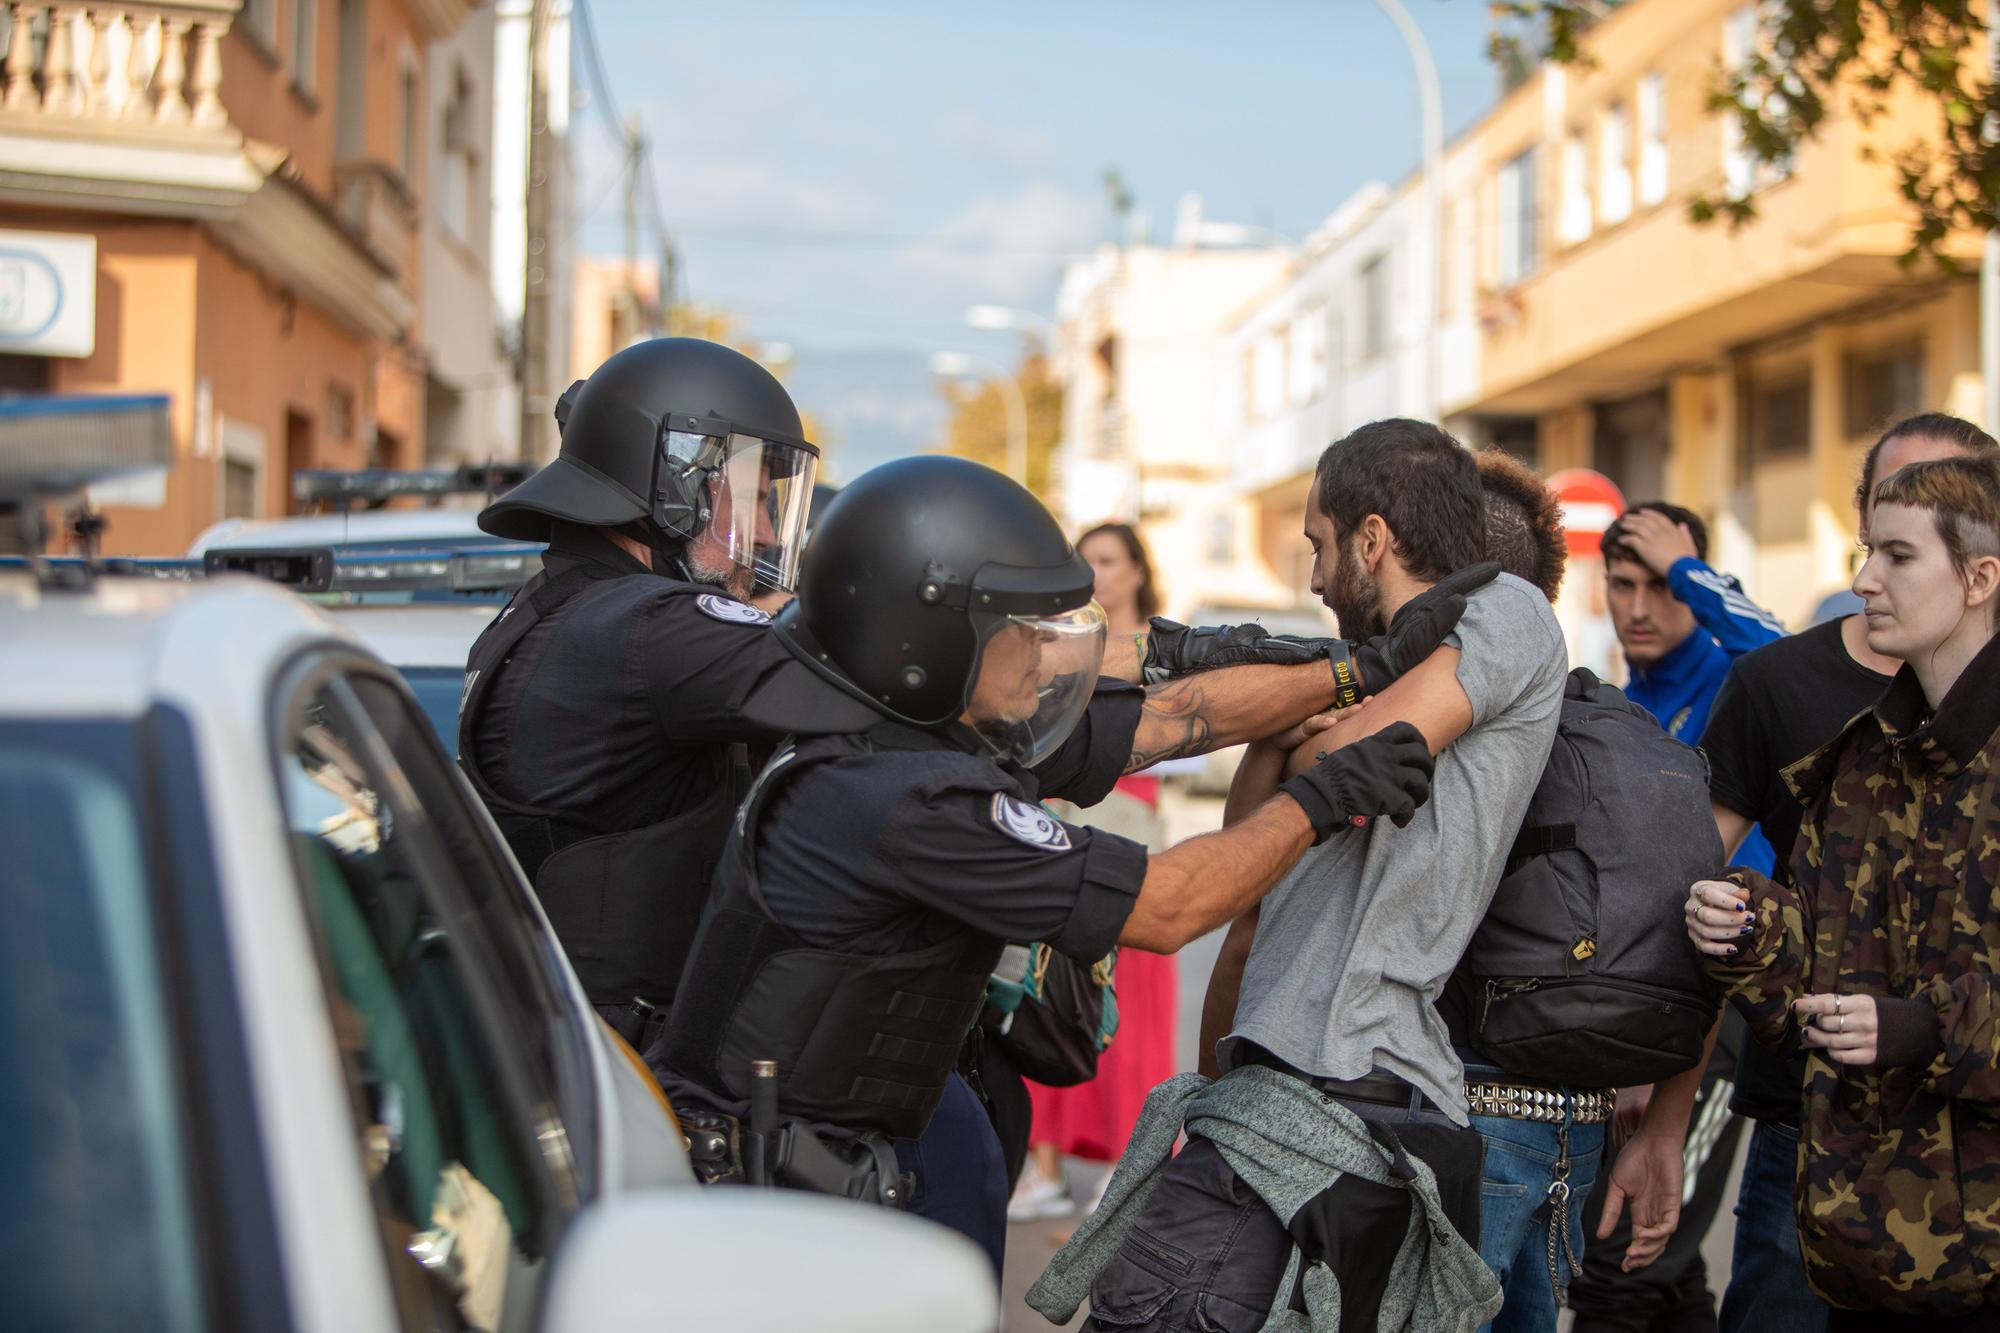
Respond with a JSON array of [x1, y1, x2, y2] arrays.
[[1567, 500, 1783, 1333], [1600, 502, 1783, 874]]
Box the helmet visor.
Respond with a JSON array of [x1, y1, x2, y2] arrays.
[[967, 603, 1108, 769], [663, 429, 819, 591]]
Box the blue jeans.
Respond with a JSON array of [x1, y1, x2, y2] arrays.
[[1716, 1120, 1828, 1333], [896, 1072, 1009, 1280], [1472, 1101, 1607, 1333]]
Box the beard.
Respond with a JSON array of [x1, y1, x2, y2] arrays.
[[685, 541, 754, 600], [1327, 537, 1386, 640]]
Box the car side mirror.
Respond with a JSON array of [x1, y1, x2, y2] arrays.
[[540, 1189, 997, 1332]]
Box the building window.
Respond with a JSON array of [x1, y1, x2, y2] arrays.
[[1722, 6, 1792, 199], [1559, 132, 1591, 244], [1597, 101, 1632, 226], [326, 382, 355, 442], [1358, 254, 1389, 365], [1637, 72, 1669, 206], [291, 0, 317, 95], [334, 0, 365, 159], [1751, 376, 1812, 459], [1250, 331, 1285, 420], [242, 0, 277, 53], [1496, 148, 1539, 286], [439, 67, 474, 241], [1287, 307, 1326, 407], [399, 65, 419, 183], [1845, 342, 1925, 437], [1206, 512, 1236, 566]]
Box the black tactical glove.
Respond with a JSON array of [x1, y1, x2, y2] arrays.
[[1279, 720, 1435, 843], [1140, 618, 1334, 684], [1326, 561, 1501, 709]]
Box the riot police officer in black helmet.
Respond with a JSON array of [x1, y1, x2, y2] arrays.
[[459, 337, 884, 1049], [655, 455, 1444, 1274]]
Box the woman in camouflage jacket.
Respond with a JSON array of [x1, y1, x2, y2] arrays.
[[1686, 454, 2000, 1328]]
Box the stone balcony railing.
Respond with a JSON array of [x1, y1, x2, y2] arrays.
[[0, 1, 239, 135]]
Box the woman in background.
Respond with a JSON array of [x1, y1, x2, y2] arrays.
[[1009, 522, 1182, 1221]]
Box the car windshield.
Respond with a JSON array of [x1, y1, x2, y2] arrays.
[[398, 665, 468, 753], [0, 720, 205, 1333]]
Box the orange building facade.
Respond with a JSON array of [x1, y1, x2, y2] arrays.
[[0, 0, 480, 554]]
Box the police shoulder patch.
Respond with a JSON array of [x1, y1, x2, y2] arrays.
[[990, 794, 1072, 852], [695, 593, 771, 625]]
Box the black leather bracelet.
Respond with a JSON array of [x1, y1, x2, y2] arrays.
[[1327, 642, 1362, 711]]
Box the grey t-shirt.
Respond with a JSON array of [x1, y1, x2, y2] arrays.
[[1220, 573, 1568, 1125]]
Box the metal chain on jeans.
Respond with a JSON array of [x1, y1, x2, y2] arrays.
[[1543, 1120, 1583, 1308]]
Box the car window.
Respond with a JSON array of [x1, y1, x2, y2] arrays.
[[396, 666, 468, 754], [277, 673, 573, 1333], [339, 673, 601, 1191], [0, 722, 205, 1333]]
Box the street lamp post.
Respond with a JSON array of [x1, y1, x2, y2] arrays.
[[933, 351, 1028, 486], [1373, 0, 1444, 423]]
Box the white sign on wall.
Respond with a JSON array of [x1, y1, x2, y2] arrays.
[[0, 229, 96, 359]]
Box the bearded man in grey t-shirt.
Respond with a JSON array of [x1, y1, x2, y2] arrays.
[[1071, 420, 1567, 1333]]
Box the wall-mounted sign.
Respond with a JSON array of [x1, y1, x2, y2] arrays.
[[0, 229, 96, 359]]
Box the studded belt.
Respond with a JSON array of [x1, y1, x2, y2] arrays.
[[1464, 1081, 1615, 1124]]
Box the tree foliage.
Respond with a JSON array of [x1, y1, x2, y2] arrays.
[[935, 348, 1063, 501], [1495, 0, 1999, 264]]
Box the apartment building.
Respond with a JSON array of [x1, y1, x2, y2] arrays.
[[1220, 115, 1490, 617], [0, 0, 532, 548], [419, 0, 513, 466], [1456, 0, 1987, 625], [1051, 237, 1291, 617]]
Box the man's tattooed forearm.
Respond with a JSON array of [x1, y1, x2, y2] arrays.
[[1126, 678, 1215, 772]]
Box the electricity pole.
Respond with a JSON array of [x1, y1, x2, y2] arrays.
[[518, 0, 556, 461]]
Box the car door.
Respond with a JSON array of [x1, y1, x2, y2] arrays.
[[272, 655, 583, 1333]]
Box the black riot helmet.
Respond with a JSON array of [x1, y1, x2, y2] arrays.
[[777, 456, 1107, 766], [480, 337, 820, 591]]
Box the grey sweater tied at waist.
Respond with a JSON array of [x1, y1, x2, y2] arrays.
[[1026, 1066, 1502, 1332]]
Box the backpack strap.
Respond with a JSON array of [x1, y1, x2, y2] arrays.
[[1511, 823, 1578, 861]]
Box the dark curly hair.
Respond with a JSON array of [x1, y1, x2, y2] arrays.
[[1476, 450, 1567, 601]]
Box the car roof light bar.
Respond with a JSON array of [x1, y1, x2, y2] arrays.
[[293, 462, 534, 510]]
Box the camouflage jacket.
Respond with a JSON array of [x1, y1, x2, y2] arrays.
[[1704, 633, 2000, 1316]]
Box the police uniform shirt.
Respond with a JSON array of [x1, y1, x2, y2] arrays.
[[469, 521, 884, 828], [756, 682, 1151, 966]]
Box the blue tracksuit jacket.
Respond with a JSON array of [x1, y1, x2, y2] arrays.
[[1624, 557, 1785, 874]]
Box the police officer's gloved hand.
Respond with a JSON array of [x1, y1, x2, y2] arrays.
[[1140, 619, 1334, 684], [1279, 721, 1434, 844], [1328, 561, 1500, 709]]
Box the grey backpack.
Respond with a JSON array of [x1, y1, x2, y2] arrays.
[[1463, 669, 1723, 1088]]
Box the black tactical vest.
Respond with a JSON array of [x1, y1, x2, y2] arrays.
[[661, 729, 1001, 1140], [458, 565, 745, 1011]]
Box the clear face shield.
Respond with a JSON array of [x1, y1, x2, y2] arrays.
[[661, 428, 819, 592], [964, 603, 1108, 768]]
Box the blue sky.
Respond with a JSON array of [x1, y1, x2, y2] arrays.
[[580, 0, 1508, 478]]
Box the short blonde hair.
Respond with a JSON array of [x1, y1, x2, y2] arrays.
[[1871, 454, 2000, 589]]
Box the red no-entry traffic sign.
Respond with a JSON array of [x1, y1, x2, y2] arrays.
[[1545, 468, 1627, 559]]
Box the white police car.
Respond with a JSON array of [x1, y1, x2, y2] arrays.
[[0, 567, 993, 1333], [191, 469, 544, 751]]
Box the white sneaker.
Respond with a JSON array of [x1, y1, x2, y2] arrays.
[[1007, 1171, 1076, 1222]]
